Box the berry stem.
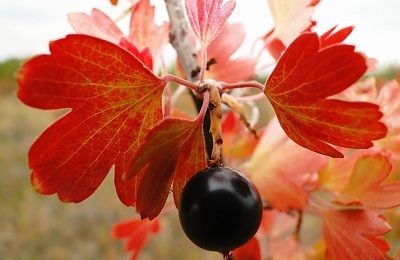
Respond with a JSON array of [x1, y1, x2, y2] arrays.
[[207, 82, 223, 167]]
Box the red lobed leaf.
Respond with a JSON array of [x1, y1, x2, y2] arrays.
[[112, 216, 161, 260], [334, 153, 400, 208], [17, 35, 166, 205], [185, 0, 236, 48], [264, 32, 387, 158], [125, 93, 209, 219], [321, 209, 391, 260]]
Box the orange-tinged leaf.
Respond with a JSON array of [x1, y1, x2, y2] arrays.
[[221, 111, 261, 164], [264, 32, 387, 158], [17, 35, 166, 205], [318, 149, 358, 192], [335, 154, 400, 208], [112, 216, 161, 260], [127, 0, 169, 68], [307, 238, 327, 260], [249, 117, 328, 211], [375, 80, 400, 156], [255, 173, 309, 212], [68, 1, 169, 70], [259, 209, 296, 237], [269, 236, 306, 259], [125, 94, 208, 219], [321, 209, 391, 260], [264, 0, 319, 59]]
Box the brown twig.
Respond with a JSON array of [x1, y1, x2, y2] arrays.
[[164, 0, 199, 82]]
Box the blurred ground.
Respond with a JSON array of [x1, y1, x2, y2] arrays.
[[0, 59, 222, 259]]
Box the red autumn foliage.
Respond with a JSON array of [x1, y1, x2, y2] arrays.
[[15, 0, 400, 259], [17, 35, 166, 205], [125, 96, 208, 219], [264, 31, 387, 158], [321, 209, 391, 260], [112, 216, 161, 260]]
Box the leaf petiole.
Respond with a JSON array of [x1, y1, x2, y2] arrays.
[[220, 81, 265, 91], [161, 74, 200, 93]]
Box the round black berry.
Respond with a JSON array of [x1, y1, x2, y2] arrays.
[[178, 166, 263, 253]]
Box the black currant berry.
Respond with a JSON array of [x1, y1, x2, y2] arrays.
[[178, 166, 263, 253]]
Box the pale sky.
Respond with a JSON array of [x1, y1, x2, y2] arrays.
[[0, 0, 399, 66]]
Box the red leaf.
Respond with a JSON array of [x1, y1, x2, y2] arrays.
[[119, 37, 153, 69], [185, 0, 236, 48], [264, 32, 387, 158], [125, 94, 209, 219], [68, 8, 123, 44], [231, 237, 261, 260], [17, 35, 166, 205], [320, 26, 354, 48], [68, 1, 169, 69], [321, 209, 391, 260], [335, 154, 400, 208], [205, 22, 257, 83], [112, 216, 161, 260]]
